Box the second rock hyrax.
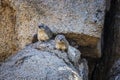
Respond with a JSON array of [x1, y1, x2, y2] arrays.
[[37, 23, 53, 41], [55, 34, 69, 52]]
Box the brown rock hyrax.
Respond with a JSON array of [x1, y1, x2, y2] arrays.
[[55, 35, 69, 52], [37, 24, 53, 41]]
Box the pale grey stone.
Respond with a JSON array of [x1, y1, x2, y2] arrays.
[[0, 40, 88, 80]]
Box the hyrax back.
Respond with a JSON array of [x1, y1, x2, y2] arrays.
[[37, 24, 53, 41], [55, 35, 69, 51]]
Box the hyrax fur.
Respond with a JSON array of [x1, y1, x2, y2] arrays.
[[37, 23, 53, 41], [55, 35, 69, 52]]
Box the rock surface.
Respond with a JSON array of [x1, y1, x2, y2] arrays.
[[0, 40, 88, 80], [108, 59, 120, 80], [0, 0, 106, 61], [0, 0, 18, 62], [68, 46, 81, 65]]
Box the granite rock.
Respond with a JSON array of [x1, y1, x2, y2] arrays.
[[0, 0, 106, 61], [0, 40, 88, 80]]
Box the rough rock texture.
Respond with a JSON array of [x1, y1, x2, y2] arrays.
[[0, 0, 18, 62], [0, 40, 88, 80], [68, 46, 81, 65], [0, 0, 106, 61], [108, 59, 120, 80], [93, 0, 120, 80]]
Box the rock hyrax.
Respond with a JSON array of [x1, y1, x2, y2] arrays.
[[55, 35, 69, 52], [37, 23, 53, 41]]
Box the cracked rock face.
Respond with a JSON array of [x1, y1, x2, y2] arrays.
[[0, 40, 88, 80]]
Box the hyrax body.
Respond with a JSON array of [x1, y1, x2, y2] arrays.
[[55, 35, 69, 51], [37, 24, 53, 41]]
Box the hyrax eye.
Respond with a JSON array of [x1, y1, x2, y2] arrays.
[[60, 39, 62, 41]]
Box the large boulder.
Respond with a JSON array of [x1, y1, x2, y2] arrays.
[[0, 0, 106, 61], [0, 40, 88, 80]]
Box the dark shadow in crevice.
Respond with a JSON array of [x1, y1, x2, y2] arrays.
[[90, 0, 117, 80]]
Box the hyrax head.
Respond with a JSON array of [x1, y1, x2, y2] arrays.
[[55, 35, 66, 43], [38, 23, 48, 31]]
